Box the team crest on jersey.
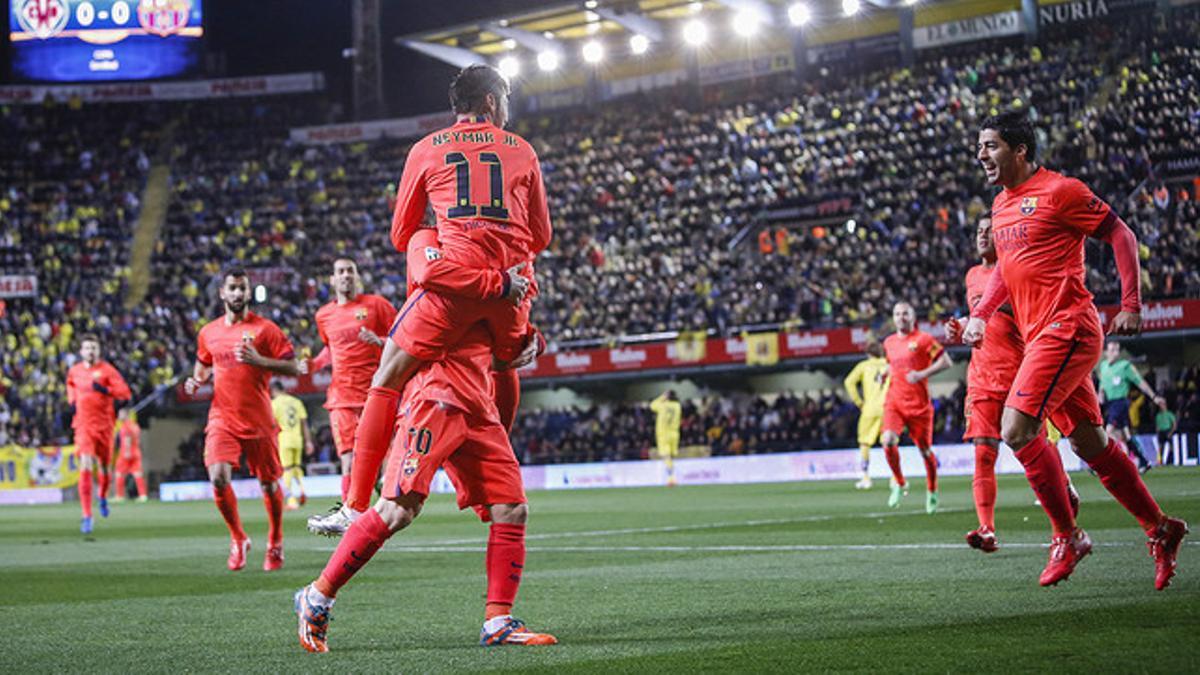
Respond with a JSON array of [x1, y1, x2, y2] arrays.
[[424, 247, 442, 262], [907, 340, 918, 351], [403, 455, 420, 476], [15, 0, 70, 39], [241, 330, 256, 343], [138, 0, 191, 37], [355, 308, 368, 322], [1019, 197, 1038, 216]]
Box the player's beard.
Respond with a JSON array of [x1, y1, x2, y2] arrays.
[[225, 299, 247, 315]]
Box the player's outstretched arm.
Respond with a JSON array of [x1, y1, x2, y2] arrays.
[[965, 271, 1010, 346]]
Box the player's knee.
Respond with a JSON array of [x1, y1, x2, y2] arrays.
[[1069, 424, 1108, 460], [210, 474, 229, 489], [376, 495, 422, 532], [490, 502, 528, 525], [260, 480, 278, 494], [880, 432, 898, 447]]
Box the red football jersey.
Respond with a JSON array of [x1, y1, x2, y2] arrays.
[[883, 330, 943, 414], [391, 117, 552, 272], [315, 294, 397, 410], [66, 360, 131, 433], [117, 420, 141, 460], [965, 264, 1024, 396], [400, 322, 499, 426], [990, 168, 1113, 341], [197, 312, 295, 438]]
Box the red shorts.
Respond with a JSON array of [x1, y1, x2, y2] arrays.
[[204, 428, 283, 483], [75, 427, 114, 464], [389, 290, 531, 364], [964, 389, 1005, 442], [382, 398, 525, 521], [328, 407, 361, 456], [115, 453, 143, 474], [1006, 331, 1103, 437], [882, 405, 934, 449]]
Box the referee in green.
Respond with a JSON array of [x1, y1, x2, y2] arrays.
[[1098, 341, 1165, 472]]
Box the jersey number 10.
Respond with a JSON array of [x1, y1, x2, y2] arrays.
[[445, 152, 510, 220]]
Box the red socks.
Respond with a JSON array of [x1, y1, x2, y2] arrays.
[[213, 483, 247, 541], [97, 470, 110, 499], [340, 473, 351, 503], [486, 523, 526, 609], [114, 473, 126, 499], [493, 369, 521, 433], [79, 468, 93, 517], [347, 387, 400, 512], [135, 475, 147, 498], [973, 443, 998, 530], [921, 450, 938, 492], [264, 487, 284, 546], [1014, 435, 1075, 536], [883, 444, 905, 487], [315, 508, 392, 598], [1087, 438, 1164, 535]]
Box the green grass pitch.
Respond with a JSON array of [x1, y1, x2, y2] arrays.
[[3, 469, 1199, 673]]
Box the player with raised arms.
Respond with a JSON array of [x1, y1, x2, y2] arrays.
[[66, 333, 131, 533]]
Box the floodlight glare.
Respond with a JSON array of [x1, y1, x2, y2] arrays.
[[843, 0, 860, 15], [498, 56, 520, 79], [537, 50, 560, 71], [682, 19, 708, 46], [787, 3, 811, 26], [630, 33, 650, 54], [732, 9, 763, 37], [582, 40, 604, 64]]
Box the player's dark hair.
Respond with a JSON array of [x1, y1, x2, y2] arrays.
[[222, 265, 248, 282], [980, 111, 1037, 161], [79, 332, 100, 346], [865, 341, 883, 358], [271, 379, 284, 391], [449, 64, 509, 115], [332, 256, 358, 270]]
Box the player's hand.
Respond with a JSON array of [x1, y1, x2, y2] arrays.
[[1153, 395, 1167, 408], [233, 343, 262, 366], [905, 371, 923, 384], [305, 441, 315, 456], [357, 327, 384, 347], [943, 317, 963, 344], [508, 330, 542, 370], [506, 263, 530, 305], [962, 317, 986, 347], [183, 377, 202, 395], [91, 382, 111, 395], [1107, 310, 1142, 336]]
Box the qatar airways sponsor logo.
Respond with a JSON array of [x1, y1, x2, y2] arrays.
[[785, 332, 829, 353], [993, 223, 1029, 252], [555, 352, 592, 370], [609, 348, 648, 367]]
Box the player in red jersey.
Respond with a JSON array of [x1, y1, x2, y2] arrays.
[[308, 258, 396, 503], [293, 322, 553, 652], [66, 333, 131, 534], [881, 303, 952, 513], [184, 267, 305, 572], [965, 112, 1188, 588], [113, 408, 148, 503]]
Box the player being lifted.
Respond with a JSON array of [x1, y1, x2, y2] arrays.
[[650, 390, 683, 486], [309, 63, 547, 536], [66, 333, 131, 533], [964, 111, 1187, 588], [881, 303, 952, 512], [843, 341, 889, 490], [308, 258, 396, 506], [1098, 340, 1164, 472], [113, 408, 147, 503], [271, 380, 313, 510], [185, 267, 305, 571]]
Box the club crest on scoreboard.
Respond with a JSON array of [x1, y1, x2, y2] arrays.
[[15, 0, 70, 39], [139, 0, 191, 37]]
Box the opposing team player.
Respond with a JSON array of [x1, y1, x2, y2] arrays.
[[881, 303, 952, 512], [66, 333, 131, 533], [965, 111, 1188, 588], [843, 341, 889, 490], [184, 267, 304, 571], [271, 380, 312, 510], [309, 258, 396, 503], [113, 408, 147, 503], [650, 390, 683, 486], [1098, 341, 1164, 472]]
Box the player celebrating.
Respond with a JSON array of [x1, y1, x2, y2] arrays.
[[113, 408, 148, 503], [1098, 341, 1164, 472], [843, 341, 889, 490], [66, 333, 131, 533], [293, 324, 553, 652], [881, 302, 952, 512], [184, 267, 304, 571], [650, 390, 683, 486], [965, 111, 1188, 588], [309, 258, 396, 503], [271, 380, 313, 510]]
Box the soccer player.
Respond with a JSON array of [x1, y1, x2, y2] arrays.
[[113, 408, 147, 503], [843, 341, 889, 490], [965, 111, 1188, 588], [293, 323, 554, 652], [271, 380, 312, 510], [66, 333, 131, 533], [881, 302, 952, 513], [650, 390, 683, 486], [184, 267, 304, 571], [1098, 341, 1164, 472], [309, 258, 396, 503]]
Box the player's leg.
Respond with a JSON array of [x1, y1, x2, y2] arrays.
[[855, 413, 880, 489], [243, 435, 286, 570], [113, 464, 127, 501], [205, 429, 251, 569], [133, 470, 148, 501], [494, 368, 521, 433], [880, 408, 907, 507], [76, 435, 95, 532], [1122, 420, 1152, 472], [910, 408, 938, 513], [968, 438, 1000, 551]]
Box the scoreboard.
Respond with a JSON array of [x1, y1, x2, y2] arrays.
[[9, 0, 203, 82]]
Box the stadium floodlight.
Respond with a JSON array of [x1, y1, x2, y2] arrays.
[[537, 50, 561, 71], [630, 33, 650, 55], [731, 8, 764, 37], [787, 2, 811, 26], [688, 1, 703, 13], [585, 0, 598, 7], [582, 40, 605, 64], [842, 0, 860, 15], [498, 55, 521, 79], [682, 19, 708, 46]]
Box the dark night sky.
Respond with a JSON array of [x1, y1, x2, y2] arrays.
[[2, 0, 559, 117]]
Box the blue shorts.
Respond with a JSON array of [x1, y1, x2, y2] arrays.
[[1103, 398, 1131, 429]]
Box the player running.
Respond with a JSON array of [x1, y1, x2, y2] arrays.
[[650, 390, 683, 486], [271, 380, 312, 510], [964, 111, 1188, 588], [184, 267, 305, 571], [881, 302, 952, 513], [113, 408, 147, 503], [293, 323, 553, 652], [308, 258, 396, 503], [843, 341, 889, 490], [1098, 341, 1164, 472], [66, 333, 131, 533]]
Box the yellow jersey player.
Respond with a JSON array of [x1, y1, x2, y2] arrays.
[[843, 341, 889, 490], [272, 381, 313, 510], [650, 390, 682, 486]]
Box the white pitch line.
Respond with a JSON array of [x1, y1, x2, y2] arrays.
[[378, 541, 1200, 554]]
